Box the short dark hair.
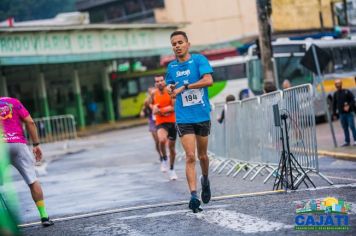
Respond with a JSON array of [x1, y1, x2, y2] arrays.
[[225, 94, 236, 102], [170, 31, 189, 41], [263, 81, 277, 93]]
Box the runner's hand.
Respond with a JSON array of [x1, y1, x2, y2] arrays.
[[167, 82, 179, 94], [140, 110, 145, 118], [173, 86, 185, 97], [33, 146, 43, 162], [152, 105, 160, 115]]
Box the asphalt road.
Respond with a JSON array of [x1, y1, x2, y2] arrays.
[[9, 125, 356, 235], [22, 185, 356, 236]]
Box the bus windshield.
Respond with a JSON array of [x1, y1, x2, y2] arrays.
[[248, 55, 313, 94], [248, 59, 263, 95], [275, 56, 313, 87], [213, 63, 246, 82]]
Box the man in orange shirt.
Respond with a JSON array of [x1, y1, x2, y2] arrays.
[[151, 75, 178, 180]]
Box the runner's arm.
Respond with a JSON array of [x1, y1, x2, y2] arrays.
[[23, 115, 42, 161], [186, 74, 213, 89], [172, 74, 213, 96], [159, 105, 174, 114], [23, 115, 40, 144]]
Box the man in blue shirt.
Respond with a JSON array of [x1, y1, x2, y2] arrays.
[[166, 31, 213, 213]]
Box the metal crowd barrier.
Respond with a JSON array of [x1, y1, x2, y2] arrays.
[[25, 115, 77, 144], [208, 84, 332, 185], [209, 102, 228, 173]]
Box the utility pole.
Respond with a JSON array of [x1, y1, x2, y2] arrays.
[[342, 0, 349, 26], [256, 0, 274, 84], [318, 0, 325, 31]]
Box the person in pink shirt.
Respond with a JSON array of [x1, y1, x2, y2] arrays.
[[0, 97, 54, 227]]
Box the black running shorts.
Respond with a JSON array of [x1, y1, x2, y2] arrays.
[[156, 122, 177, 141], [175, 121, 211, 137]]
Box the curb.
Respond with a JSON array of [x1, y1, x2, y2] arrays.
[[19, 189, 285, 228], [77, 120, 147, 137], [318, 150, 356, 161]]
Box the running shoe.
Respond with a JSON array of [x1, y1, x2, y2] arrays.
[[160, 160, 168, 172], [200, 175, 211, 204], [41, 217, 54, 227], [188, 197, 202, 213], [169, 169, 178, 180]]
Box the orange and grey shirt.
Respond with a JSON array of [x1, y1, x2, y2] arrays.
[[152, 89, 176, 126]]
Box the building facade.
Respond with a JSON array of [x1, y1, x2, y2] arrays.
[[272, 0, 334, 33], [0, 24, 177, 128], [77, 0, 352, 47], [76, 0, 259, 47]]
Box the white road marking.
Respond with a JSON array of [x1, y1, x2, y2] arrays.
[[196, 209, 293, 233], [119, 205, 229, 220], [98, 205, 293, 234], [350, 203, 356, 215], [19, 184, 356, 228], [19, 191, 283, 228], [293, 182, 356, 192], [324, 175, 356, 182]]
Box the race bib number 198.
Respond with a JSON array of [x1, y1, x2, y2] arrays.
[[181, 89, 203, 107]]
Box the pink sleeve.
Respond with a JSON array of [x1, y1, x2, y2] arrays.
[[13, 99, 30, 119]]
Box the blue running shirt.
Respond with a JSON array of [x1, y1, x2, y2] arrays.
[[166, 54, 213, 124]]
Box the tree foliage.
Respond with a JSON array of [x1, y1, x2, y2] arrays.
[[0, 0, 76, 22]]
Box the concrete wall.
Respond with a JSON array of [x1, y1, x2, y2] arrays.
[[271, 0, 334, 32], [155, 0, 259, 46], [154, 0, 336, 46]]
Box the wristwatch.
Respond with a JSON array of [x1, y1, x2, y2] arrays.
[[32, 143, 40, 147], [184, 83, 189, 90]]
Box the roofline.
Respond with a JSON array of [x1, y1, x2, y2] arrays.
[[0, 23, 182, 33], [76, 0, 118, 11]]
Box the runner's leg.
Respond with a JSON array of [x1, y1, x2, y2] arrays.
[[157, 128, 168, 158], [197, 135, 211, 204], [168, 140, 176, 170], [196, 135, 209, 176], [181, 134, 197, 193]]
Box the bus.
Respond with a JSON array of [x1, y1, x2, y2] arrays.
[[209, 56, 248, 104], [112, 56, 249, 118], [112, 68, 164, 119], [246, 38, 356, 118]]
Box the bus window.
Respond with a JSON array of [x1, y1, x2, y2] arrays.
[[331, 48, 344, 72], [128, 80, 139, 95], [120, 79, 139, 98], [323, 48, 334, 74], [351, 47, 356, 70], [226, 64, 246, 80], [213, 67, 227, 82], [248, 59, 263, 94], [341, 47, 353, 71], [275, 56, 313, 87], [139, 75, 154, 92]]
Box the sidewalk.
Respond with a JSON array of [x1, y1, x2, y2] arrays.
[[77, 118, 147, 137], [316, 119, 356, 161]]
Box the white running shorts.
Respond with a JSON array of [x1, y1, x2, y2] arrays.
[[8, 143, 37, 185]]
